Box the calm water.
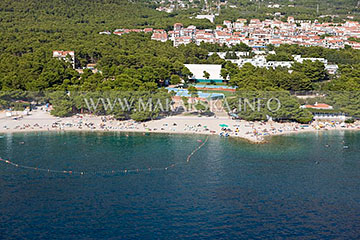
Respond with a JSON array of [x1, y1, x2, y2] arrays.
[[0, 131, 360, 239]]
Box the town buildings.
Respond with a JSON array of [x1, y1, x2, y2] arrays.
[[149, 18, 360, 49], [106, 17, 359, 50]]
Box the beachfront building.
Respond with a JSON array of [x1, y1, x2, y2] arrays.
[[184, 64, 226, 83], [300, 103, 334, 110], [300, 103, 348, 121], [53, 50, 75, 69], [313, 113, 347, 121]]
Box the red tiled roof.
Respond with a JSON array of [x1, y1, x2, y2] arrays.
[[304, 103, 332, 109]]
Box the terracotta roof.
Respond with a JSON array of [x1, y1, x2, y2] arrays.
[[304, 103, 332, 109]]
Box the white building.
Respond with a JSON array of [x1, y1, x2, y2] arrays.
[[229, 55, 292, 69], [53, 51, 75, 69], [293, 55, 328, 65], [223, 20, 232, 29], [195, 15, 215, 23], [184, 64, 225, 83], [208, 52, 250, 59], [99, 31, 111, 35], [223, 53, 334, 71], [325, 64, 339, 74]]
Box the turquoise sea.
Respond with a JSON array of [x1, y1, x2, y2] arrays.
[[0, 131, 360, 239]]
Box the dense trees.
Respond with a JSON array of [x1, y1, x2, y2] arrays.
[[215, 0, 360, 23], [48, 90, 172, 121], [324, 91, 360, 118], [198, 42, 252, 53], [323, 64, 360, 90], [291, 60, 328, 83], [226, 91, 313, 123], [228, 60, 327, 92], [203, 71, 210, 79], [274, 44, 360, 65], [0, 0, 359, 122]]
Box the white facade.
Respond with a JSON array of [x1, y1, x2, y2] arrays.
[[184, 64, 223, 80], [293, 55, 328, 65], [195, 15, 215, 23], [53, 51, 75, 69]]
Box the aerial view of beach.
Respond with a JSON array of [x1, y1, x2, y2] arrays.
[[1, 0, 360, 239]]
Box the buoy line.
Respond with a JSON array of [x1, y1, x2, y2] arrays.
[[186, 136, 209, 162], [0, 136, 209, 176]]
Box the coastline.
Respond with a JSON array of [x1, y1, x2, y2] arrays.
[[1, 110, 359, 143]]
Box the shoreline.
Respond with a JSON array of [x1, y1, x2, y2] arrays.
[[1, 110, 359, 143], [1, 127, 360, 145]]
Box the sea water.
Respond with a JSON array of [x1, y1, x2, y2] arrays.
[[0, 131, 359, 239]]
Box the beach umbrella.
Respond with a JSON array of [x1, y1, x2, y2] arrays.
[[219, 124, 228, 127]]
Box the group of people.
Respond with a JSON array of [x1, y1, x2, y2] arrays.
[[2, 108, 360, 144]]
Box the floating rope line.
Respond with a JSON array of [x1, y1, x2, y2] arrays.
[[0, 136, 209, 176], [187, 136, 209, 162]]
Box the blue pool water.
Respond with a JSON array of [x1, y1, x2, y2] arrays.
[[0, 131, 359, 239]]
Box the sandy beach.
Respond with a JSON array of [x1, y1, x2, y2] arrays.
[[1, 108, 359, 143]]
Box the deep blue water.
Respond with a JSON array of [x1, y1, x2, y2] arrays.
[[0, 131, 360, 239]]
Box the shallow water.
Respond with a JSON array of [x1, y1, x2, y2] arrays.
[[0, 131, 359, 239]]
